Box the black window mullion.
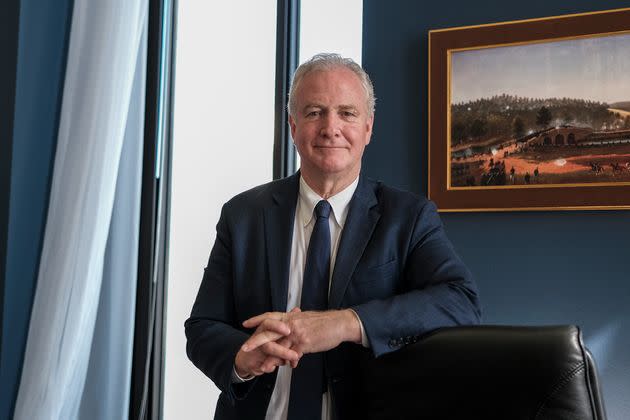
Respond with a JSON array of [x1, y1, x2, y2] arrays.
[[273, 0, 300, 179], [129, 0, 175, 418]]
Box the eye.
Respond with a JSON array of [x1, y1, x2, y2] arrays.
[[341, 110, 358, 119], [306, 110, 321, 118]]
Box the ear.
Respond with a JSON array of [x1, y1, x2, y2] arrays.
[[364, 115, 374, 145], [289, 114, 297, 139]]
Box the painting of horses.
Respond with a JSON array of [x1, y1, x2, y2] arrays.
[[428, 8, 630, 211]]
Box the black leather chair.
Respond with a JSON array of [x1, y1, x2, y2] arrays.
[[361, 325, 606, 420]]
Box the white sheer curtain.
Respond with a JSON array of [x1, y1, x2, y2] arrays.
[[76, 20, 147, 420], [13, 0, 148, 419]]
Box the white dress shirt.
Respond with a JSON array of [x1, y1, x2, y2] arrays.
[[264, 175, 362, 420]]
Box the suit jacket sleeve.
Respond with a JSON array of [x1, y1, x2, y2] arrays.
[[184, 203, 257, 402], [352, 199, 481, 357]]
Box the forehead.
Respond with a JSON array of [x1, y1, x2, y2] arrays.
[[295, 67, 367, 108]]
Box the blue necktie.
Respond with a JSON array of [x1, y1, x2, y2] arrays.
[[287, 200, 331, 420]]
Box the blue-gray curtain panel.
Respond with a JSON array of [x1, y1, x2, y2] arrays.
[[0, 0, 73, 417]]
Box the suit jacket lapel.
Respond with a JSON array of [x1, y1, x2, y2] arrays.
[[329, 175, 380, 309], [264, 173, 299, 312]]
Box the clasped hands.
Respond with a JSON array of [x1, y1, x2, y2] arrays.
[[234, 308, 361, 379]]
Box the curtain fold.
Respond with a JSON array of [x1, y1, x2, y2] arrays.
[[13, 0, 148, 419], [77, 20, 148, 420]]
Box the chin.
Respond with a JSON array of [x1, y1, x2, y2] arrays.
[[315, 159, 348, 173], [316, 163, 359, 179]]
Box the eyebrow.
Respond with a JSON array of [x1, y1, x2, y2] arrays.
[[301, 104, 360, 114]]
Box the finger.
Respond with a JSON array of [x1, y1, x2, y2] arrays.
[[260, 341, 300, 361], [262, 365, 275, 374], [260, 362, 275, 373], [241, 320, 292, 352], [289, 307, 301, 313], [276, 336, 292, 349], [242, 312, 285, 328], [290, 349, 304, 368], [261, 356, 284, 372], [259, 318, 291, 336], [290, 342, 306, 356], [242, 330, 286, 352], [276, 337, 295, 364]]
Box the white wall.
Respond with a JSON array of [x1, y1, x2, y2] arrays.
[[163, 2, 276, 419], [299, 0, 363, 64], [163, 1, 362, 418]]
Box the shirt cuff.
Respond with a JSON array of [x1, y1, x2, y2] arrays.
[[232, 365, 255, 383], [348, 309, 370, 348]]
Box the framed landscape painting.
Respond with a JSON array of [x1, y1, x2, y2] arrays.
[[428, 8, 630, 211]]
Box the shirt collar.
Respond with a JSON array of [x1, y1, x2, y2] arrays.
[[298, 175, 359, 229]]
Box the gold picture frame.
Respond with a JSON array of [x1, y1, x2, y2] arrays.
[[428, 8, 630, 212]]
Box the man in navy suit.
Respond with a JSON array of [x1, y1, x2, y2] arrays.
[[185, 53, 481, 419]]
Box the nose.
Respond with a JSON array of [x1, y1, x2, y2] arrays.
[[319, 113, 341, 138]]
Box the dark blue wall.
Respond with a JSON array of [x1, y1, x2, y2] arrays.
[[362, 1, 630, 418], [0, 0, 72, 418]]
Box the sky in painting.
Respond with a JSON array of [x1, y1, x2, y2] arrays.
[[451, 32, 630, 105]]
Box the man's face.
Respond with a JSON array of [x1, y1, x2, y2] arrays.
[[289, 67, 373, 182]]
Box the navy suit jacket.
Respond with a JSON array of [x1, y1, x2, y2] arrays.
[[185, 172, 481, 419]]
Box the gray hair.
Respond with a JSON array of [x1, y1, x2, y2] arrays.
[[288, 53, 376, 117]]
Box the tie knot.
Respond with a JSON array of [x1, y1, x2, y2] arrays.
[[314, 200, 331, 219]]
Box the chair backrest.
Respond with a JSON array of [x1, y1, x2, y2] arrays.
[[361, 325, 606, 420]]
